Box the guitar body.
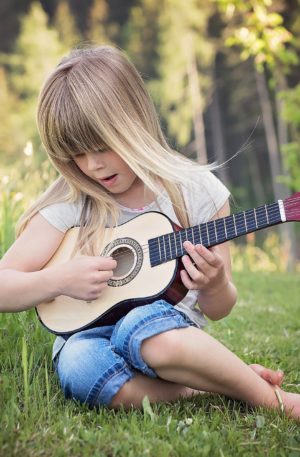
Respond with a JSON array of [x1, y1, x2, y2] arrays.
[[36, 191, 300, 335], [36, 212, 187, 334]]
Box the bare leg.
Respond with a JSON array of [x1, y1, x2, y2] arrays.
[[141, 327, 300, 420], [110, 373, 197, 409], [110, 365, 285, 409]]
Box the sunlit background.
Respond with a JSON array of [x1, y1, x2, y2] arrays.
[[0, 0, 299, 271]]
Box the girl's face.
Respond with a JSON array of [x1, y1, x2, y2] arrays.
[[73, 149, 140, 199]]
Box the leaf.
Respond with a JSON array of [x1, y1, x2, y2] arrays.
[[255, 415, 265, 428], [142, 395, 156, 422]]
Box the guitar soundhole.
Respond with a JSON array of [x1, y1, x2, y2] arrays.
[[111, 246, 135, 279], [102, 237, 143, 287]]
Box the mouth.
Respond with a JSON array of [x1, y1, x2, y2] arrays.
[[99, 174, 118, 186]]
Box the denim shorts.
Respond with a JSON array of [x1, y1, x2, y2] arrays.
[[54, 300, 194, 407]]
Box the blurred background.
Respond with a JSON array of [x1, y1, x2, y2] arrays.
[[0, 0, 299, 271]]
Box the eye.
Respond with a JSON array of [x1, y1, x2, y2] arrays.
[[72, 152, 85, 159], [93, 144, 108, 153]]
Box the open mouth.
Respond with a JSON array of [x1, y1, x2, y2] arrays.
[[100, 174, 118, 186]]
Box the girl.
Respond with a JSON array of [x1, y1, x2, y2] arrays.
[[0, 45, 299, 419]]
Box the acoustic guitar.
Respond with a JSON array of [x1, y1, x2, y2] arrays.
[[36, 193, 300, 334]]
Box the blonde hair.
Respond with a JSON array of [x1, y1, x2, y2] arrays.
[[17, 45, 212, 254]]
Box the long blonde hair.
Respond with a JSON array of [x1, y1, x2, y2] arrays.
[[17, 45, 212, 254]]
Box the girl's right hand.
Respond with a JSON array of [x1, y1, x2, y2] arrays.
[[51, 255, 117, 301]]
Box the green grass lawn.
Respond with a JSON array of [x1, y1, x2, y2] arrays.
[[1, 272, 300, 457]]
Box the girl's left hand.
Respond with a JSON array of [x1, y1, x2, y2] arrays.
[[180, 240, 228, 294]]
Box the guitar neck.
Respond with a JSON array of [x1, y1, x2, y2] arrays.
[[149, 200, 286, 267]]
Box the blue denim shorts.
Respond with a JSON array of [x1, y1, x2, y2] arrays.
[[54, 300, 194, 407]]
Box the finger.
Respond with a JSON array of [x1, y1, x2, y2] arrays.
[[195, 244, 223, 268], [180, 269, 199, 290], [260, 369, 284, 386], [182, 242, 211, 275], [95, 257, 117, 270], [250, 364, 284, 386], [95, 270, 114, 282], [181, 254, 205, 281]]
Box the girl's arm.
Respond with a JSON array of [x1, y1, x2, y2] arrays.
[[181, 200, 237, 320], [0, 214, 116, 312]]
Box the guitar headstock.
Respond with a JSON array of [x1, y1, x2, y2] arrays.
[[283, 192, 300, 221]]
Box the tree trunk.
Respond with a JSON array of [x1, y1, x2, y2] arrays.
[[208, 60, 230, 187], [274, 71, 298, 270], [186, 50, 207, 164], [255, 67, 297, 270]]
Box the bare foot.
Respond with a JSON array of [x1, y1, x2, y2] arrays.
[[250, 364, 300, 421], [249, 363, 284, 386], [275, 389, 300, 421]]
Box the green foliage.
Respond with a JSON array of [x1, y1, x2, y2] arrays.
[[0, 145, 57, 255], [221, 1, 298, 70], [148, 0, 214, 147], [231, 232, 300, 273], [54, 0, 81, 48], [87, 0, 119, 44], [279, 84, 300, 191], [0, 2, 66, 164]]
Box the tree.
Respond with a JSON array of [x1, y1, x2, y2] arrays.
[[0, 2, 66, 163], [216, 0, 299, 268], [149, 0, 215, 164], [87, 0, 118, 44], [54, 0, 81, 48]]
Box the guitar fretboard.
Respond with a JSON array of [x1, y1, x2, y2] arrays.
[[149, 201, 283, 267]]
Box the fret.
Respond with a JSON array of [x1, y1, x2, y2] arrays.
[[224, 215, 235, 241], [179, 230, 183, 254], [168, 233, 172, 259], [199, 225, 202, 244], [200, 223, 208, 246], [254, 208, 258, 228], [207, 221, 216, 244], [235, 212, 246, 234], [191, 226, 195, 245], [265, 204, 269, 225], [183, 228, 188, 243], [243, 211, 248, 232], [174, 232, 178, 258], [214, 220, 218, 242], [158, 236, 162, 263], [175, 231, 182, 257], [162, 235, 167, 262], [223, 218, 227, 238], [206, 223, 210, 245], [233, 214, 237, 236], [255, 205, 268, 227]]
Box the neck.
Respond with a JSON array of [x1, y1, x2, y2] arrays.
[[114, 178, 150, 209], [149, 200, 284, 267]]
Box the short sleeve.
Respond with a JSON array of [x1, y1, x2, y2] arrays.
[[39, 200, 82, 233], [182, 170, 230, 226]]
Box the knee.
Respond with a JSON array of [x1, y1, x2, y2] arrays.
[[141, 329, 186, 370]]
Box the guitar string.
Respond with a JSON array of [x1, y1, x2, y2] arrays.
[[108, 203, 300, 258], [101, 199, 300, 259], [105, 206, 300, 263]]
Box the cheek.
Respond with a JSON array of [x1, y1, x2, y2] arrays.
[[73, 157, 87, 171]]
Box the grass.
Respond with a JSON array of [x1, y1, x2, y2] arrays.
[[1, 272, 300, 456]]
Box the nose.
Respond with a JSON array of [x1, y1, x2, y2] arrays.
[[86, 151, 105, 172]]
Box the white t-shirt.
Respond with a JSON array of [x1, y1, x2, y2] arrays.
[[39, 170, 230, 358]]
